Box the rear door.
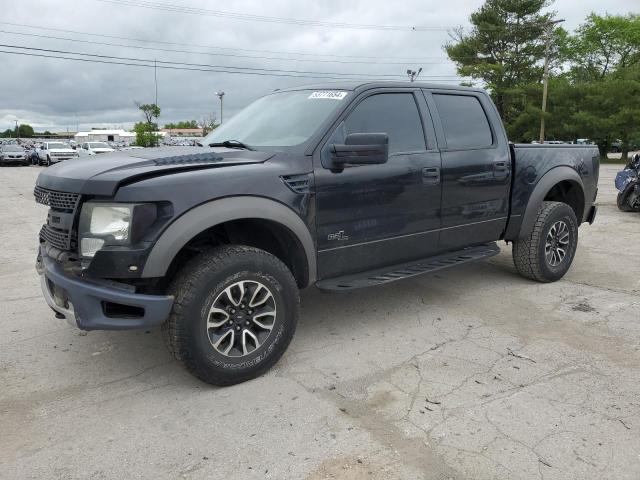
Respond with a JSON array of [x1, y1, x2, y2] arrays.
[[425, 90, 511, 250], [314, 88, 442, 279]]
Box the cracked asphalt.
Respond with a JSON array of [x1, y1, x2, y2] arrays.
[[1, 163, 639, 480]]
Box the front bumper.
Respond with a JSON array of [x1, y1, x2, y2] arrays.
[[2, 157, 27, 163], [38, 250, 173, 330]]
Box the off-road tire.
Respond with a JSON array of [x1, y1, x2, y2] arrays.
[[512, 201, 578, 283], [163, 245, 299, 386]]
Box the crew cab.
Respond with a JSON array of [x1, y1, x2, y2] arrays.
[[34, 82, 599, 386], [37, 141, 78, 166]]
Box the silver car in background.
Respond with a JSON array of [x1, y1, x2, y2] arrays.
[[0, 144, 29, 166]]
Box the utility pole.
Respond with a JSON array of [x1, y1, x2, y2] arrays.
[[214, 91, 225, 123], [15, 120, 19, 142], [539, 19, 565, 144], [406, 67, 422, 82], [154, 59, 158, 106]]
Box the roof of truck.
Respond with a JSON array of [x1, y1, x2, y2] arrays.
[[278, 81, 484, 94]]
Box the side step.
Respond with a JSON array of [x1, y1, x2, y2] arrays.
[[316, 243, 500, 292]]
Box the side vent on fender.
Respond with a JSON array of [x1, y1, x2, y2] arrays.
[[281, 174, 312, 194]]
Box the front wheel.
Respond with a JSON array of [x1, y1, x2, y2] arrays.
[[512, 201, 579, 283], [163, 245, 299, 386]]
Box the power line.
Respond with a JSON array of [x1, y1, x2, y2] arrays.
[[0, 29, 455, 66], [0, 21, 456, 61], [94, 1, 562, 33], [0, 47, 467, 82], [97, 0, 450, 31], [0, 43, 464, 79]]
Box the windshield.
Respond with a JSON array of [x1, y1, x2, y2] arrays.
[[48, 142, 69, 149], [3, 145, 23, 152], [202, 89, 349, 148], [89, 142, 110, 148]]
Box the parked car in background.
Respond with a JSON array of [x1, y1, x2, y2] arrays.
[[80, 142, 116, 155], [37, 142, 78, 166], [0, 144, 29, 166]]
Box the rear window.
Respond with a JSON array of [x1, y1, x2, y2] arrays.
[[433, 94, 493, 149]]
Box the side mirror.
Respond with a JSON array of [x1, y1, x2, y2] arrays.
[[330, 133, 389, 168]]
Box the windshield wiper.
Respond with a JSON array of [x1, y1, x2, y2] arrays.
[[208, 140, 254, 151]]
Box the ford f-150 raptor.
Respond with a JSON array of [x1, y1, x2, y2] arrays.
[[35, 82, 599, 385]]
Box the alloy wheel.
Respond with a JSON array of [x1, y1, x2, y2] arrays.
[[206, 280, 277, 357], [545, 220, 570, 267]]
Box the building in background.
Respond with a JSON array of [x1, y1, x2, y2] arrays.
[[74, 129, 137, 145]]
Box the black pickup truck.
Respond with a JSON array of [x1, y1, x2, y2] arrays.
[[35, 82, 599, 385]]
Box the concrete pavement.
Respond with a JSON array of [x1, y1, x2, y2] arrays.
[[1, 163, 639, 479]]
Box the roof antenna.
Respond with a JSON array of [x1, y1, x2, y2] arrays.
[[407, 67, 422, 82]]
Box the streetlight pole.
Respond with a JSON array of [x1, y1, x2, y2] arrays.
[[214, 91, 225, 124], [15, 120, 19, 142], [539, 19, 565, 144]]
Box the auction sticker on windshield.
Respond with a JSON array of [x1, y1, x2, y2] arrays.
[[308, 91, 348, 100]]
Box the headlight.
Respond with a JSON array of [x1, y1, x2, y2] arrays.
[[78, 203, 156, 258]]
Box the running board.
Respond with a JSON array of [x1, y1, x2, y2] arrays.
[[316, 243, 500, 292]]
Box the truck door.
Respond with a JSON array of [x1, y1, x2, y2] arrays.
[[425, 90, 511, 250], [314, 89, 442, 279]]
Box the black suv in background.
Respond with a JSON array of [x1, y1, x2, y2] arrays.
[[35, 82, 599, 385]]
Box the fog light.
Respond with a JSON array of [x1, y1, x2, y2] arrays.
[[80, 237, 105, 257]]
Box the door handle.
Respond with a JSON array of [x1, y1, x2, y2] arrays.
[[422, 167, 440, 184], [494, 161, 508, 171]]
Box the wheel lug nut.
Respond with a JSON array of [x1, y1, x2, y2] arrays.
[[245, 321, 250, 326], [235, 326, 241, 331], [240, 304, 246, 309]]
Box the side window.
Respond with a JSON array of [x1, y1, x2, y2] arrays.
[[344, 93, 426, 154], [433, 94, 493, 150]]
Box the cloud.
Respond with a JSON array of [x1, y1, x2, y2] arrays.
[[0, 0, 636, 131]]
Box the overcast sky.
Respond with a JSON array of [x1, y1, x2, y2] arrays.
[[0, 0, 636, 132]]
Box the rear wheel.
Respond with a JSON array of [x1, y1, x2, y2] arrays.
[[163, 245, 299, 386], [512, 201, 578, 282]]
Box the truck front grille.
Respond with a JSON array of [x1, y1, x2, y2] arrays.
[[39, 224, 73, 251], [34, 186, 80, 212], [34, 187, 81, 252]]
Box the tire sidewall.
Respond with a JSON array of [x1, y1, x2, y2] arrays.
[[179, 253, 297, 378], [537, 204, 578, 281]]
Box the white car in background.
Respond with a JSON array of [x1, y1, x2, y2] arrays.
[[80, 142, 116, 155], [37, 141, 78, 166]]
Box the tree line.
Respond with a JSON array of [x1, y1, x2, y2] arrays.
[[446, 0, 639, 159]]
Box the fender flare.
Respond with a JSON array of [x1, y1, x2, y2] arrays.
[[517, 166, 585, 240], [142, 196, 316, 283]]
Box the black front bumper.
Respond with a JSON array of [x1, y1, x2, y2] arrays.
[[38, 248, 174, 330]]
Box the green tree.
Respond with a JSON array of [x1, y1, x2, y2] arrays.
[[17, 124, 35, 138], [134, 121, 160, 148], [564, 13, 640, 82], [135, 102, 161, 147], [164, 120, 199, 129], [445, 0, 554, 124]]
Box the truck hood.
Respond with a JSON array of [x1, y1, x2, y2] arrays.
[[36, 146, 274, 196], [48, 149, 76, 153]]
